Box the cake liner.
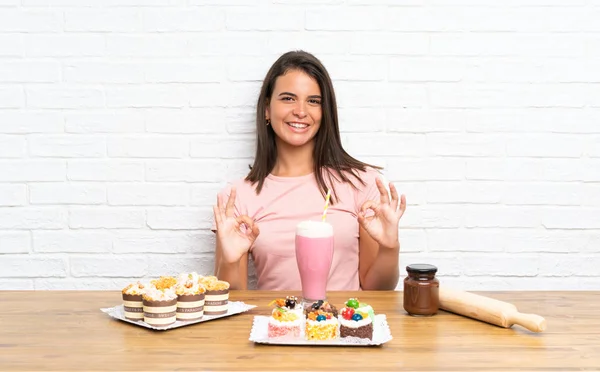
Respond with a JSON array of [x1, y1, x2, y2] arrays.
[[249, 314, 392, 346], [101, 301, 256, 331]]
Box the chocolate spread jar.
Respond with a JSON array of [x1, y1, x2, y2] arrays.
[[403, 264, 439, 316]]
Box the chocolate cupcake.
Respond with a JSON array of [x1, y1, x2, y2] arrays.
[[143, 288, 177, 327], [200, 276, 230, 315], [175, 274, 206, 321], [121, 281, 146, 321]]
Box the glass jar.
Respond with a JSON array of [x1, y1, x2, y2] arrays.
[[403, 264, 439, 316]]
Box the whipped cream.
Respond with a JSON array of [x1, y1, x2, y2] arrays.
[[144, 287, 177, 302], [122, 281, 147, 295]]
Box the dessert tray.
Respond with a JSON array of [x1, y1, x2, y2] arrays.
[[101, 301, 256, 331], [249, 314, 393, 346]]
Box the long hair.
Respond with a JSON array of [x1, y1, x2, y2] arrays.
[[245, 50, 382, 204]]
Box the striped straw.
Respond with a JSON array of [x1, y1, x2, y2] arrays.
[[322, 189, 331, 222]]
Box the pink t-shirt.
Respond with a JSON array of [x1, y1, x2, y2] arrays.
[[214, 167, 381, 291]]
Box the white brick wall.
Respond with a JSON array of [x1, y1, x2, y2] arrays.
[[0, 0, 598, 291]]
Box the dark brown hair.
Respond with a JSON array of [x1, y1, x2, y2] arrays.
[[245, 50, 381, 204]]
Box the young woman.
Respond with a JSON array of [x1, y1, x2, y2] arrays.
[[212, 51, 406, 291]]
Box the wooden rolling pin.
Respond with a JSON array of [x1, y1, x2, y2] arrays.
[[439, 288, 547, 333]]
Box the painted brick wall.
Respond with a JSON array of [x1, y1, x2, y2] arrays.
[[1, 0, 599, 290]]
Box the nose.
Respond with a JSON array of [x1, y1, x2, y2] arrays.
[[292, 101, 307, 118]]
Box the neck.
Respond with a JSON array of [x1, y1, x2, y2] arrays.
[[271, 139, 314, 177]]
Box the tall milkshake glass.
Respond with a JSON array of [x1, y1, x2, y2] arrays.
[[295, 220, 334, 304]]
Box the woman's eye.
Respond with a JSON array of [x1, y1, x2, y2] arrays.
[[281, 97, 293, 101], [309, 99, 321, 105]]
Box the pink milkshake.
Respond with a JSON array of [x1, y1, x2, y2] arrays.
[[295, 221, 334, 302]]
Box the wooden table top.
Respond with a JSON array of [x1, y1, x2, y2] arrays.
[[1, 290, 598, 371]]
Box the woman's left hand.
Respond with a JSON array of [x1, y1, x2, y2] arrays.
[[358, 177, 407, 250]]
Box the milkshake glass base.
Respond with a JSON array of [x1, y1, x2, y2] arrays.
[[300, 297, 327, 310]]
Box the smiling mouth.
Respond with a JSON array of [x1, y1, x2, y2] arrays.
[[286, 122, 309, 129]]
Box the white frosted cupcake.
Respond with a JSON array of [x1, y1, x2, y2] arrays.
[[142, 287, 177, 327], [121, 281, 147, 321], [175, 276, 206, 321]]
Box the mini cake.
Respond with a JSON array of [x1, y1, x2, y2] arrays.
[[175, 274, 206, 321], [305, 300, 339, 341], [142, 287, 178, 327], [338, 298, 374, 340], [267, 296, 302, 338], [200, 276, 230, 315], [121, 281, 146, 321]]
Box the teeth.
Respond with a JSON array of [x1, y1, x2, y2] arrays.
[[288, 122, 308, 129]]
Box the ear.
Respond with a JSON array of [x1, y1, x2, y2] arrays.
[[265, 104, 270, 121]]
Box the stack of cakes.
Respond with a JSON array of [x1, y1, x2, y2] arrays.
[[120, 273, 230, 327], [263, 297, 377, 342]]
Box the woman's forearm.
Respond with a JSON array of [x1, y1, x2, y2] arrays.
[[362, 243, 400, 290], [214, 240, 247, 290]]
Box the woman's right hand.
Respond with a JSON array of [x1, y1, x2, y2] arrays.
[[213, 187, 260, 264]]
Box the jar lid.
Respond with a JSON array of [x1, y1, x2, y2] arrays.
[[406, 264, 438, 274]]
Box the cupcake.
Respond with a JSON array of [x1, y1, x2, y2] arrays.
[[121, 281, 146, 321], [267, 296, 302, 338], [142, 287, 177, 327], [305, 300, 339, 341], [200, 276, 230, 315], [175, 274, 206, 321], [339, 298, 374, 340]]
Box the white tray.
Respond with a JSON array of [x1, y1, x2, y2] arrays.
[[101, 301, 256, 331], [249, 314, 393, 346]]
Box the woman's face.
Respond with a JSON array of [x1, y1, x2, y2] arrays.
[[266, 69, 323, 149]]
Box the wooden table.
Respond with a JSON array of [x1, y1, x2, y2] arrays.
[[1, 291, 598, 371]]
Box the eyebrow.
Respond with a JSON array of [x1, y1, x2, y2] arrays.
[[278, 92, 322, 99]]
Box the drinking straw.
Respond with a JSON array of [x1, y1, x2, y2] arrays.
[[322, 189, 331, 222]]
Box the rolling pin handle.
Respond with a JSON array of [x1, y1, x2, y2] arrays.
[[507, 312, 547, 333]]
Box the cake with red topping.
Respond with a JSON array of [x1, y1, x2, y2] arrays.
[[305, 300, 339, 340], [267, 296, 302, 338], [338, 298, 374, 340]]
